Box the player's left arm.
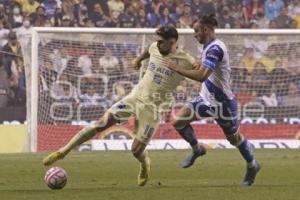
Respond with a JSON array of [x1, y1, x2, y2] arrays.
[[167, 45, 223, 82], [132, 45, 150, 70], [168, 61, 212, 82]]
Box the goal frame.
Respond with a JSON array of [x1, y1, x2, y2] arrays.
[[29, 28, 300, 152]]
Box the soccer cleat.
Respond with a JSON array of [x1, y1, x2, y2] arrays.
[[241, 160, 261, 186], [182, 146, 207, 168], [137, 157, 150, 186], [43, 151, 66, 166]]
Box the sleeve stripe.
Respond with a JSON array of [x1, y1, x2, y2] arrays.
[[203, 59, 217, 70]]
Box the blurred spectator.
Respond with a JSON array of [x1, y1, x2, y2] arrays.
[[18, 0, 40, 16], [61, 0, 76, 20], [254, 12, 270, 28], [239, 48, 256, 74], [51, 7, 63, 27], [275, 7, 292, 28], [107, 0, 124, 21], [61, 15, 73, 27], [79, 84, 110, 106], [243, 0, 264, 24], [251, 62, 269, 96], [99, 48, 119, 74], [284, 53, 300, 75], [259, 45, 281, 73], [83, 18, 95, 27], [9, 4, 23, 28], [50, 48, 71, 75], [260, 90, 278, 107], [289, 19, 297, 28], [41, 0, 60, 18], [112, 83, 126, 102], [268, 19, 278, 28], [200, 0, 215, 17], [10, 58, 26, 105], [15, 17, 32, 39], [120, 51, 135, 72], [264, 0, 285, 21], [175, 85, 187, 102], [0, 21, 9, 48], [287, 0, 300, 19], [191, 0, 202, 17], [75, 0, 88, 26], [117, 5, 136, 28], [78, 49, 93, 75], [269, 60, 290, 97], [90, 3, 112, 27], [31, 6, 47, 26], [178, 3, 193, 28], [136, 9, 149, 28], [2, 32, 22, 78], [235, 82, 257, 106], [41, 59, 58, 89], [0, 58, 9, 107], [279, 82, 299, 107], [159, 7, 175, 26], [218, 7, 235, 28], [51, 73, 79, 103], [0, 0, 298, 29]]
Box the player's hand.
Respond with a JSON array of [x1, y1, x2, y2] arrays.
[[192, 60, 201, 69], [166, 59, 180, 72], [132, 58, 142, 70]]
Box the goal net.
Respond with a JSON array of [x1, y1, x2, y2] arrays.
[[24, 28, 300, 152]]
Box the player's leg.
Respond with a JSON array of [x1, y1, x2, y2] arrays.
[[171, 98, 208, 168], [131, 138, 150, 186], [216, 98, 260, 186], [43, 95, 135, 166], [225, 131, 260, 186], [43, 111, 118, 166], [132, 104, 158, 186]]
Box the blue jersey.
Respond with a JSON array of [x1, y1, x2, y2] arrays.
[[200, 39, 235, 106]]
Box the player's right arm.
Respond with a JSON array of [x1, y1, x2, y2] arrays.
[[132, 46, 150, 70]]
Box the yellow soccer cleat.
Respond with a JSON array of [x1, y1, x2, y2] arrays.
[[137, 157, 150, 186], [43, 151, 66, 166]]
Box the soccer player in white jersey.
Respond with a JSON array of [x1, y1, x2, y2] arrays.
[[167, 15, 261, 186], [43, 25, 195, 186]]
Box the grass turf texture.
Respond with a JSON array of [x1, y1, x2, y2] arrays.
[[0, 150, 299, 200]]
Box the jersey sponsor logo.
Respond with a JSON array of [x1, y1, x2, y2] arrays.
[[206, 53, 219, 60], [149, 62, 174, 76]]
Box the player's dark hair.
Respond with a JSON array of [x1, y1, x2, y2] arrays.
[[200, 14, 218, 28], [155, 25, 178, 41]]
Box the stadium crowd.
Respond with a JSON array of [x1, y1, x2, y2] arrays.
[[0, 0, 299, 119]]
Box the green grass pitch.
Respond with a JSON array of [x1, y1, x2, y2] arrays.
[[0, 150, 299, 200]]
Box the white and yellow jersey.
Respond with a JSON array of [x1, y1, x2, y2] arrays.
[[131, 42, 195, 105]]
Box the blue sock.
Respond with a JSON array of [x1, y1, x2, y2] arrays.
[[237, 139, 254, 163], [176, 124, 198, 146]]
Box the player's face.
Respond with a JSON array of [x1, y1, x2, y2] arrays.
[[156, 36, 176, 56], [193, 22, 206, 44]]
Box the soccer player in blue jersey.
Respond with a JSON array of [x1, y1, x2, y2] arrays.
[[167, 14, 261, 186]]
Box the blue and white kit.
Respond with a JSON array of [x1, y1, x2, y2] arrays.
[[190, 39, 239, 135]]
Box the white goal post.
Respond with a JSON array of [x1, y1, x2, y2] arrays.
[[25, 28, 300, 152]]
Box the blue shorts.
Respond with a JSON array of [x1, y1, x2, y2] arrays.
[[189, 97, 239, 135]]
